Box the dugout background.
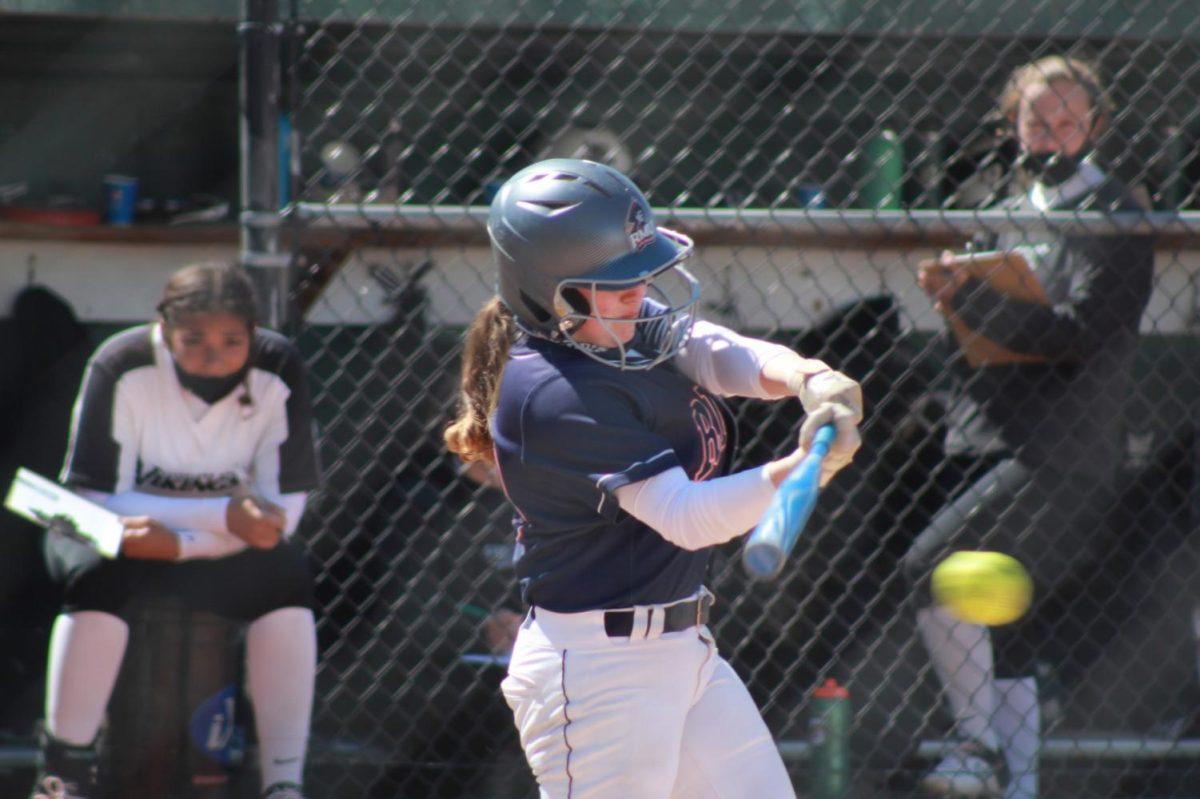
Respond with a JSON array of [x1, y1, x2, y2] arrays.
[[1, 0, 1200, 797], [274, 2, 1200, 796], [278, 1, 1200, 791]]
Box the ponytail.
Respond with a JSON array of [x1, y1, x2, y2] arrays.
[[445, 297, 516, 465]]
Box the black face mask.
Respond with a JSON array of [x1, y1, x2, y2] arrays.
[[1020, 150, 1086, 187], [174, 361, 249, 404]]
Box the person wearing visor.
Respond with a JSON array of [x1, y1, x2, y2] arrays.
[[910, 57, 1154, 798], [445, 158, 862, 798]]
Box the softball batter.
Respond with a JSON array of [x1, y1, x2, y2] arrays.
[[445, 158, 862, 798]]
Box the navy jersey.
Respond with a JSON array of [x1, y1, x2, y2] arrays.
[[492, 335, 735, 612]]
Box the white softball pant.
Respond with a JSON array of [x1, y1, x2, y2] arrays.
[[500, 600, 796, 799]]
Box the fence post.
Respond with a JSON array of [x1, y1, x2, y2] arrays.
[[239, 0, 290, 330]]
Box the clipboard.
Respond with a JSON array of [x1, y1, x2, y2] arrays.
[[4, 468, 125, 558], [921, 249, 1050, 368]]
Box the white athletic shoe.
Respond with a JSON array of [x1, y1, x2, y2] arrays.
[[262, 782, 306, 799], [919, 742, 1008, 797]]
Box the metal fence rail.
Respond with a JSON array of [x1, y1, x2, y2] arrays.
[[256, 1, 1200, 796], [289, 203, 1200, 235]]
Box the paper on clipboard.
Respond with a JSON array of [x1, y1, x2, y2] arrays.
[[923, 248, 1051, 368], [4, 468, 124, 558]]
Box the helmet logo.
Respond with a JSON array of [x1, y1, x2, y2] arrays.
[[626, 201, 655, 252]]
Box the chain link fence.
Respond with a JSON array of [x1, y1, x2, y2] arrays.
[[268, 2, 1200, 796]]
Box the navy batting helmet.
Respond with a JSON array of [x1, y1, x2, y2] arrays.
[[489, 158, 698, 369]]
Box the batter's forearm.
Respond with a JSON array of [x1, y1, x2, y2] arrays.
[[614, 465, 777, 550], [760, 351, 834, 399], [676, 319, 821, 399]]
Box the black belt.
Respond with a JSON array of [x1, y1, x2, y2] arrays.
[[603, 594, 713, 638]]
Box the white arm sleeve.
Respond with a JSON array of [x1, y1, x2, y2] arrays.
[[613, 466, 776, 551], [174, 529, 250, 560], [674, 319, 803, 399], [90, 490, 231, 533], [86, 488, 308, 537], [174, 492, 306, 557], [78, 488, 246, 561], [80, 488, 309, 559]]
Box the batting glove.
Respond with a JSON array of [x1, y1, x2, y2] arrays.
[[798, 401, 861, 487], [788, 367, 864, 423]]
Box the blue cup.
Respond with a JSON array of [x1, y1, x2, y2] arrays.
[[103, 174, 139, 226]]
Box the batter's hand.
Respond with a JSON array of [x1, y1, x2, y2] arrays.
[[120, 517, 181, 560], [226, 494, 285, 549], [799, 401, 861, 487], [789, 367, 864, 423]]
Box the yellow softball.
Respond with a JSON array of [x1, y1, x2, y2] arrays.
[[931, 551, 1033, 626]]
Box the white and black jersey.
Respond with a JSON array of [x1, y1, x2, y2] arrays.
[[61, 323, 320, 499], [46, 324, 319, 618]]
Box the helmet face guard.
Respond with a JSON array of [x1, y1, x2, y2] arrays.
[[553, 230, 699, 370], [490, 158, 701, 369]]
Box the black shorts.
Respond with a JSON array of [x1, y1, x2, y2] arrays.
[[44, 533, 314, 623]]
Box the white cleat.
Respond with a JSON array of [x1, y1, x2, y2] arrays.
[[262, 782, 306, 799], [919, 742, 1009, 797]]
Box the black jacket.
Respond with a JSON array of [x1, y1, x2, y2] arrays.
[[943, 172, 1155, 477]]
